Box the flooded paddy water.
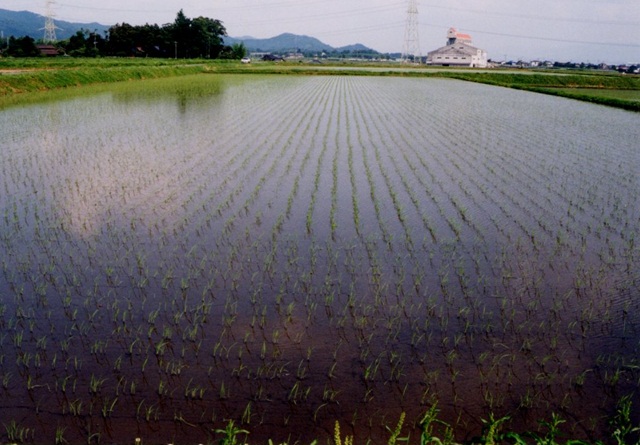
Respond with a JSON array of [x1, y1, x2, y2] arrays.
[[0, 74, 639, 444]]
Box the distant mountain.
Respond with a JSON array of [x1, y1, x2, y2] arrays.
[[0, 9, 109, 40], [335, 43, 374, 53], [0, 8, 377, 55], [224, 33, 378, 55]]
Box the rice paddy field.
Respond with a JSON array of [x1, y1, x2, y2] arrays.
[[0, 74, 639, 444]]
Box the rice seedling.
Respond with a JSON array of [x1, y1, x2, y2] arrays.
[[101, 397, 119, 418], [54, 425, 69, 445], [0, 73, 637, 445], [3, 419, 33, 443]]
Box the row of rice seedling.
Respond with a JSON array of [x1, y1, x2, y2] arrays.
[[1, 74, 638, 444]]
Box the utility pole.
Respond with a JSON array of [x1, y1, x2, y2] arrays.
[[402, 0, 421, 62]]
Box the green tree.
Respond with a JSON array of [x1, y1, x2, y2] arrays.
[[106, 10, 226, 58], [66, 30, 87, 54], [139, 24, 170, 57], [169, 11, 226, 58], [107, 22, 137, 56], [191, 16, 226, 58], [231, 42, 247, 59], [62, 29, 103, 57], [6, 36, 40, 57], [170, 9, 193, 58], [219, 42, 247, 60]]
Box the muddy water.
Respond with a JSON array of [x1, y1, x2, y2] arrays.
[[0, 74, 638, 444]]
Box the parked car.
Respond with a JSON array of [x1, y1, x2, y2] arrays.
[[241, 57, 251, 64]]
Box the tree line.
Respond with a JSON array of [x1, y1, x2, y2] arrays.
[[0, 10, 246, 59]]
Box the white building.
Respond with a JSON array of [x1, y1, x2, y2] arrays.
[[426, 28, 488, 68]]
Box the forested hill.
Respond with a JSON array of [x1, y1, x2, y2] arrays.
[[0, 8, 109, 40], [1, 8, 377, 55], [224, 33, 377, 54]]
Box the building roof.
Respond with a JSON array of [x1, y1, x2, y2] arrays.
[[427, 42, 483, 58], [447, 27, 472, 44], [454, 31, 472, 41], [37, 45, 59, 56]]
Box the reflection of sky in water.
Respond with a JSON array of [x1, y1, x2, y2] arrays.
[[1, 76, 241, 239]]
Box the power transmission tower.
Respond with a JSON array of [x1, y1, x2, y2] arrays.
[[402, 0, 421, 62], [43, 0, 59, 42]]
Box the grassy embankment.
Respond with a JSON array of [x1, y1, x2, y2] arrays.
[[429, 70, 640, 112], [1, 58, 639, 111], [0, 58, 222, 96]]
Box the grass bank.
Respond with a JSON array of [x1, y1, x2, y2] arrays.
[[430, 70, 640, 112], [0, 59, 215, 95]]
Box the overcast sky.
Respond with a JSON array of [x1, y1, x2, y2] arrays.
[[5, 0, 640, 63]]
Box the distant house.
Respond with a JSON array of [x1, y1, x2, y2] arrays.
[[37, 45, 60, 57], [426, 28, 488, 68], [261, 54, 284, 61]]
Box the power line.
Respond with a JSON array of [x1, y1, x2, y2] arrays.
[[469, 28, 640, 48], [57, 2, 175, 14], [324, 21, 405, 36], [423, 22, 640, 48], [55, 1, 404, 16], [238, 4, 403, 28], [422, 2, 638, 27], [56, 0, 638, 27]]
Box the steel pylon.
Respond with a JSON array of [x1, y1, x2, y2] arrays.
[[43, 0, 58, 42], [402, 0, 421, 62]]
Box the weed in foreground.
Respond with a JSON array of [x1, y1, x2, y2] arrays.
[[209, 396, 639, 445], [215, 419, 249, 445], [610, 395, 640, 445], [334, 420, 353, 445], [419, 403, 454, 445], [387, 411, 409, 445]]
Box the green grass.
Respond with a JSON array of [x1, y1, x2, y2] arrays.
[[0, 57, 208, 69], [547, 88, 640, 102], [528, 87, 640, 111], [0, 58, 225, 95], [425, 70, 640, 111], [431, 71, 639, 89]]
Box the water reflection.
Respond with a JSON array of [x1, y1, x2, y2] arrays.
[[1, 75, 246, 240], [111, 75, 227, 114]]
